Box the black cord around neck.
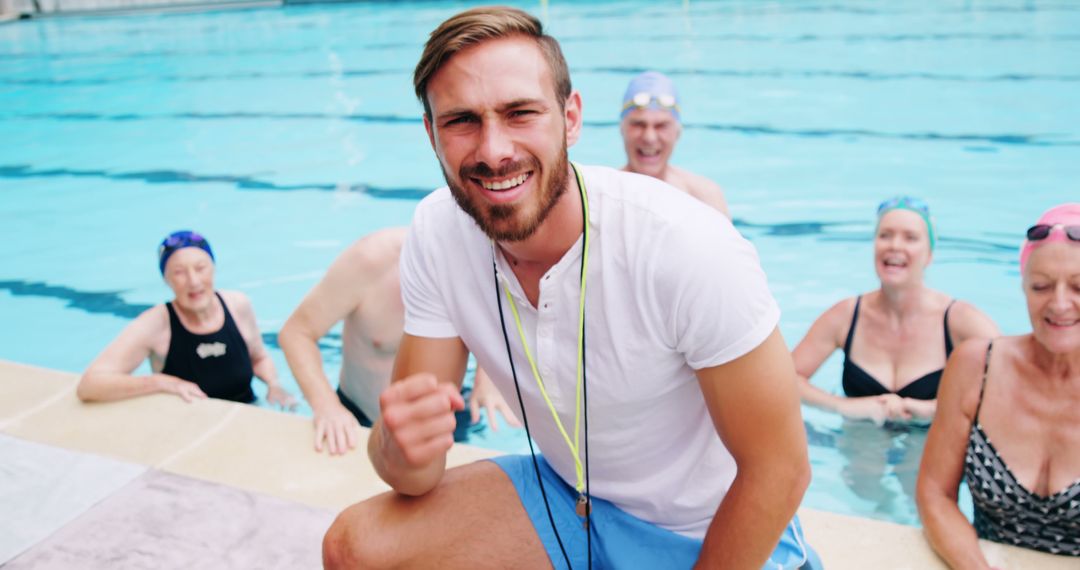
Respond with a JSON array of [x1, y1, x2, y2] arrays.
[[490, 164, 591, 570], [492, 257, 572, 569]]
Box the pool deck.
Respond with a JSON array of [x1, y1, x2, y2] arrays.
[[1, 359, 1071, 569]]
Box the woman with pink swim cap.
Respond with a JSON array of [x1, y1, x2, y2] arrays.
[[919, 203, 1080, 566], [792, 197, 999, 425]]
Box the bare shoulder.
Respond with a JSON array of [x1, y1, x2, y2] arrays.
[[820, 296, 859, 327], [798, 296, 858, 350], [338, 227, 408, 274], [946, 299, 1000, 341], [133, 303, 171, 336], [669, 165, 723, 195], [940, 336, 996, 419], [218, 290, 255, 320]]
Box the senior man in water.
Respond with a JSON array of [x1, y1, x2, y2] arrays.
[[323, 7, 818, 569], [620, 70, 730, 217]]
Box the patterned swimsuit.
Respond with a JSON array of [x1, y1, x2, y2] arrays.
[[963, 342, 1080, 556]]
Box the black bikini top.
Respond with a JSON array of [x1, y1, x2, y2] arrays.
[[841, 296, 954, 401]]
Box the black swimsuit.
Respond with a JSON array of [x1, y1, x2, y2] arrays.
[[161, 292, 255, 403], [841, 296, 954, 400]]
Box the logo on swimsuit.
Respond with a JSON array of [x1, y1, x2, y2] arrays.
[[196, 342, 227, 359]]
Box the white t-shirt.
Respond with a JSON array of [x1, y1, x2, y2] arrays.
[[401, 164, 780, 538]]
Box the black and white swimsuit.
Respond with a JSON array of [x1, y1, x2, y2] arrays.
[[964, 342, 1080, 557]]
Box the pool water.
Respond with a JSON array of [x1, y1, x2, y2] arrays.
[[1, 0, 1077, 527]]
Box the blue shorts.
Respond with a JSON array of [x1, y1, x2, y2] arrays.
[[490, 454, 822, 570]]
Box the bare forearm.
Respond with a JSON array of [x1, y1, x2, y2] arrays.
[[77, 372, 173, 402], [920, 495, 991, 569], [797, 375, 846, 413], [367, 420, 447, 496], [696, 462, 810, 568], [279, 328, 337, 407]]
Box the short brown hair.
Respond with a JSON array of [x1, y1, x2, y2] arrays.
[[413, 6, 572, 120]]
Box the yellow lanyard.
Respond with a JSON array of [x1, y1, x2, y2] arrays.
[[498, 163, 591, 494]]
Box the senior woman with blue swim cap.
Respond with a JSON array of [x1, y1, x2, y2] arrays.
[[791, 197, 999, 424], [78, 230, 295, 407], [918, 203, 1080, 566]]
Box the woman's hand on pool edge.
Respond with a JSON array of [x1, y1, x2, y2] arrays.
[[266, 384, 298, 412], [156, 374, 207, 403]]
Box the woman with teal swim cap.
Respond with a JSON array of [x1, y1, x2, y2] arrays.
[[791, 197, 999, 424]]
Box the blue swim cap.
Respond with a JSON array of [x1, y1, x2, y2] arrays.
[[158, 230, 214, 274], [620, 71, 681, 122]]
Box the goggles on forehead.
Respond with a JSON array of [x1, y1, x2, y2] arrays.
[[1026, 224, 1080, 242], [621, 92, 680, 115], [158, 231, 214, 274], [876, 195, 930, 217], [876, 195, 936, 250]]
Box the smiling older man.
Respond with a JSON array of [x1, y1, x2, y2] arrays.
[[620, 71, 730, 217]]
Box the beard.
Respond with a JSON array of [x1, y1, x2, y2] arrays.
[[442, 143, 569, 242]]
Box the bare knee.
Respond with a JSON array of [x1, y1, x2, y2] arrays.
[[323, 500, 399, 570]]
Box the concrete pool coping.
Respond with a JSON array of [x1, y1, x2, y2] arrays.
[[1, 358, 1071, 569]]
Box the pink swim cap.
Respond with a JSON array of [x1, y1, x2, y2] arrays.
[[1019, 203, 1080, 272]]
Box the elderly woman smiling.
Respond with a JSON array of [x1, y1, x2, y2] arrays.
[[917, 203, 1080, 566], [78, 230, 295, 408], [792, 196, 999, 424]]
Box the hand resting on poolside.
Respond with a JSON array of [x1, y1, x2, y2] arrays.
[[159, 373, 208, 402], [311, 399, 362, 455]]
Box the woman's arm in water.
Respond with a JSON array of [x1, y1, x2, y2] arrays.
[[77, 305, 207, 403], [223, 290, 296, 410], [792, 297, 899, 424], [917, 339, 997, 570]]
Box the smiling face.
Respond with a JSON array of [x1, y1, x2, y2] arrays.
[[874, 209, 932, 287], [422, 35, 582, 242], [163, 247, 216, 313], [620, 107, 680, 179], [1023, 242, 1080, 354]]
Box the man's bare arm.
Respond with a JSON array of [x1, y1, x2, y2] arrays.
[[369, 333, 469, 495], [280, 230, 404, 453], [695, 327, 811, 568]]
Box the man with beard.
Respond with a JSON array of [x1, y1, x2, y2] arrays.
[[323, 7, 819, 569], [620, 71, 730, 217]]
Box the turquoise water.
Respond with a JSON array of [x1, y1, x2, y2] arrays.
[[1, 1, 1077, 527]]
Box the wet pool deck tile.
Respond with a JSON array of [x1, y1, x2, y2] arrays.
[[4, 469, 334, 569], [0, 434, 146, 564], [2, 359, 1075, 569]]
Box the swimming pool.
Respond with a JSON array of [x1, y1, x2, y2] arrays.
[[1, 0, 1077, 527]]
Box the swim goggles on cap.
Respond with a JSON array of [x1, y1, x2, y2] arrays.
[[621, 92, 681, 115], [1026, 224, 1080, 242], [876, 195, 936, 251], [158, 230, 214, 274], [876, 195, 929, 217]]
